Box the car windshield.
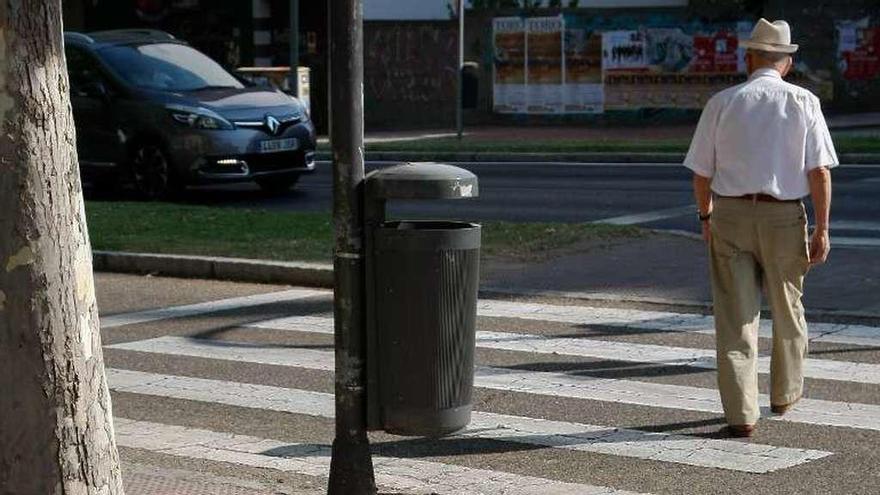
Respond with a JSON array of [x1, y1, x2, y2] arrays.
[[99, 43, 244, 91]]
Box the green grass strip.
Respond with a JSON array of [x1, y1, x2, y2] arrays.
[[86, 201, 642, 263]]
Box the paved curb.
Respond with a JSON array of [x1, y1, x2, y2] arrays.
[[316, 151, 880, 165], [92, 251, 333, 288], [93, 250, 880, 322]]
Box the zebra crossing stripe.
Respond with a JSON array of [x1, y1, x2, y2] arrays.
[[114, 418, 645, 495], [106, 336, 880, 432], [100, 293, 880, 347], [248, 316, 880, 385], [99, 288, 330, 329], [107, 369, 830, 473], [476, 300, 880, 347]]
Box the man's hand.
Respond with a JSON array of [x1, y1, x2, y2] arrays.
[[809, 228, 830, 265], [701, 220, 711, 243]]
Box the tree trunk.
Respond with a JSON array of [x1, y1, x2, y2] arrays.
[[0, 1, 125, 494]]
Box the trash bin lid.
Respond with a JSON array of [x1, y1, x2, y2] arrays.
[[366, 162, 479, 200]]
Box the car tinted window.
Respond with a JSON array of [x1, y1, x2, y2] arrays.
[[98, 43, 244, 91], [66, 47, 109, 95]]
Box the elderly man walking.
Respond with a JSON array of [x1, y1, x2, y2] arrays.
[[684, 18, 838, 438]]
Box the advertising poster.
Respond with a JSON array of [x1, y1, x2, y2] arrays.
[[645, 28, 694, 73], [526, 16, 564, 114], [602, 30, 647, 71], [565, 26, 604, 113], [692, 30, 738, 73], [837, 18, 880, 81], [493, 17, 527, 113]]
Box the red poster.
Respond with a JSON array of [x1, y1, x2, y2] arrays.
[[842, 27, 880, 80], [692, 31, 738, 73]]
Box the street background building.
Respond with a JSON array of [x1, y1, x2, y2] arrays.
[[62, 0, 879, 131]]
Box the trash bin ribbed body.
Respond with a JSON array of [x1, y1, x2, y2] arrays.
[[374, 220, 480, 436]]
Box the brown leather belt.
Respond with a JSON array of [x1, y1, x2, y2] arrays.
[[719, 194, 800, 203]]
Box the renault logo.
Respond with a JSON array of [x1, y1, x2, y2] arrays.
[[265, 115, 281, 135]]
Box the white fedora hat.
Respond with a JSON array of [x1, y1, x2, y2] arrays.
[[740, 18, 798, 53]]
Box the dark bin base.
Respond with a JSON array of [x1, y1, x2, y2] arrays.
[[383, 404, 472, 437]]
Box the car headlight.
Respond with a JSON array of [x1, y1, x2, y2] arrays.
[[167, 104, 234, 130], [287, 97, 310, 122]]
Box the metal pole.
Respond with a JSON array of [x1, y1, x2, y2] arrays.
[[289, 0, 300, 96], [456, 0, 464, 139], [327, 0, 376, 493]]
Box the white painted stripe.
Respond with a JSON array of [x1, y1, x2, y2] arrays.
[[250, 316, 880, 385], [476, 299, 880, 347], [107, 337, 880, 432], [115, 418, 643, 495], [832, 236, 880, 248], [832, 220, 880, 232], [107, 368, 831, 473], [109, 337, 335, 371], [592, 206, 694, 226], [99, 288, 329, 329], [475, 367, 880, 432]]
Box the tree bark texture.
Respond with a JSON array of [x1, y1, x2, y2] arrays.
[[0, 1, 124, 494]]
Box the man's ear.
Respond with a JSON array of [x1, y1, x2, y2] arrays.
[[781, 56, 794, 77]]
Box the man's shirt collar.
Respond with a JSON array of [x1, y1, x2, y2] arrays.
[[749, 68, 783, 81]]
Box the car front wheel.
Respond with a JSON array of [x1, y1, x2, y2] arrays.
[[131, 144, 179, 199]]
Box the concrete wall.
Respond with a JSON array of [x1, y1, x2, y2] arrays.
[[365, 0, 451, 20], [465, 0, 879, 125], [364, 21, 458, 129], [764, 0, 879, 113]]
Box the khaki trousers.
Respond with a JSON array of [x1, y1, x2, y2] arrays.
[[709, 197, 810, 426]]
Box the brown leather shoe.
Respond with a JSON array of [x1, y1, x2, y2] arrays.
[[727, 424, 756, 438], [771, 396, 801, 415]]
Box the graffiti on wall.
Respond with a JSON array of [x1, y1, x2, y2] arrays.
[[364, 23, 457, 107], [492, 15, 836, 114]]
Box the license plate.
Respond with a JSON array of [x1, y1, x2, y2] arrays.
[[258, 137, 298, 153]]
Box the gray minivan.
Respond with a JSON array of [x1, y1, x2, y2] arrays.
[[64, 29, 316, 198]]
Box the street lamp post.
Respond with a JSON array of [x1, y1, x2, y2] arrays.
[[456, 0, 464, 139], [327, 0, 377, 493], [288, 0, 299, 96]]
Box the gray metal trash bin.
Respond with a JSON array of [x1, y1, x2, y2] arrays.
[[364, 163, 480, 437]]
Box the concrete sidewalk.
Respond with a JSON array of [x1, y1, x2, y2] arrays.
[[317, 112, 880, 145], [482, 232, 880, 316], [93, 231, 880, 317]]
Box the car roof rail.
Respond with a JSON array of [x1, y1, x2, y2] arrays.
[[63, 32, 95, 44], [88, 29, 177, 43]]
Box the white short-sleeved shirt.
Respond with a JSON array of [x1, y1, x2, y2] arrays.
[[683, 68, 839, 200]]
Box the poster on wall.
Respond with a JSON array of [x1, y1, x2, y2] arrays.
[[692, 30, 738, 73], [526, 16, 565, 113], [493, 17, 527, 113], [602, 30, 646, 70], [645, 28, 693, 73], [490, 16, 793, 114], [837, 18, 880, 81], [564, 25, 604, 113]]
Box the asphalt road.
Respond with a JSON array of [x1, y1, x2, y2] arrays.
[[183, 161, 880, 242], [96, 273, 880, 494]]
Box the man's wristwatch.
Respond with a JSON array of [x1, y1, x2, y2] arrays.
[[698, 211, 712, 222]]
